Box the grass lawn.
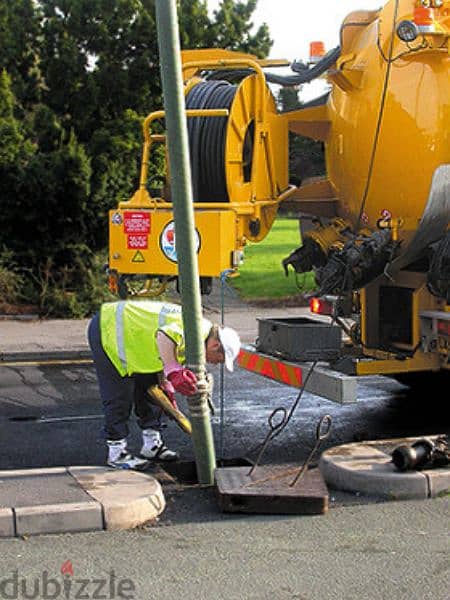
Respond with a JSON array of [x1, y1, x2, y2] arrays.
[[230, 217, 317, 300]]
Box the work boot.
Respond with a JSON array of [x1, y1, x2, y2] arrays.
[[140, 429, 178, 462], [107, 439, 149, 471]]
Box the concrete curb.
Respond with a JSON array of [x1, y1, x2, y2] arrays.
[[0, 508, 15, 537], [15, 502, 103, 537], [319, 436, 450, 500], [68, 467, 166, 531], [0, 466, 165, 537], [0, 350, 92, 363]]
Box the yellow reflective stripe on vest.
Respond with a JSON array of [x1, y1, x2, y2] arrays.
[[158, 304, 172, 328]]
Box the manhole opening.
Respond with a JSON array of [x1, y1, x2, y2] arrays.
[[163, 457, 253, 485], [8, 415, 40, 422]]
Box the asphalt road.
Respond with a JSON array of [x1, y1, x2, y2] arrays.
[[0, 361, 449, 599], [0, 361, 446, 469]]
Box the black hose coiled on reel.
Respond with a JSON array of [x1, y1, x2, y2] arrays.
[[186, 80, 238, 202]]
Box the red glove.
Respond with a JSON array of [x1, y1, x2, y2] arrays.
[[160, 380, 178, 409], [165, 362, 197, 396]]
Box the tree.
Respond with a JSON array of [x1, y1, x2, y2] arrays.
[[0, 70, 25, 165], [278, 87, 301, 112], [38, 0, 271, 140], [0, 67, 94, 316], [0, 0, 43, 111], [178, 0, 211, 49], [0, 69, 35, 256], [39, 0, 161, 140], [0, 0, 274, 315], [205, 0, 271, 57]]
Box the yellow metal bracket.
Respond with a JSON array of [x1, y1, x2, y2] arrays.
[[376, 217, 405, 241], [355, 353, 441, 376], [285, 105, 331, 142], [120, 108, 230, 209], [328, 53, 365, 92]]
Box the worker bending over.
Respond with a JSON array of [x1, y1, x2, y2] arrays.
[[87, 300, 240, 470]]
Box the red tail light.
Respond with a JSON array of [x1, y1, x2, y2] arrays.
[[310, 297, 333, 316]]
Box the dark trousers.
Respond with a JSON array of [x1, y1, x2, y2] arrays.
[[87, 312, 165, 440]]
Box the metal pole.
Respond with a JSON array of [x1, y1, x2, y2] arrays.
[[155, 0, 216, 484], [218, 269, 234, 463]]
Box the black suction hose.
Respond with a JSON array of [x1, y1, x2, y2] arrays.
[[205, 46, 341, 88], [266, 46, 341, 86]]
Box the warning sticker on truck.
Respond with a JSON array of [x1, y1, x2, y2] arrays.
[[127, 234, 148, 249], [123, 211, 151, 234], [132, 251, 145, 263]]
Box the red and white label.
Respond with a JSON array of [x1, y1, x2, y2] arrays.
[[123, 211, 151, 234], [127, 234, 148, 249]]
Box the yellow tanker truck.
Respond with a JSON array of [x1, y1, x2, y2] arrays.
[[108, 0, 450, 401]]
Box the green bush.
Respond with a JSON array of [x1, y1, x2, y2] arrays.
[[0, 247, 24, 304], [30, 247, 116, 318]]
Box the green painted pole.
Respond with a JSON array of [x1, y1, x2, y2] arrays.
[[155, 0, 216, 484]]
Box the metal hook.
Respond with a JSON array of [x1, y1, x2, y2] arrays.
[[248, 407, 288, 476], [289, 414, 332, 487]]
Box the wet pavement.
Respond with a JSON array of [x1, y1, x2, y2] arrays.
[[0, 358, 446, 485]]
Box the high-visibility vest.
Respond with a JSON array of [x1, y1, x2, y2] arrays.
[[100, 300, 212, 376]]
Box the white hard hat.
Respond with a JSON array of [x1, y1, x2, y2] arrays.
[[218, 326, 241, 372]]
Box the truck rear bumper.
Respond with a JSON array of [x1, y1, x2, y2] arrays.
[[238, 345, 357, 404]]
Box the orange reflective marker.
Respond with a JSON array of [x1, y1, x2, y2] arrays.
[[414, 6, 434, 26], [309, 41, 326, 63]]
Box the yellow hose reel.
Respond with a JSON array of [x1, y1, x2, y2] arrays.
[[108, 49, 295, 297]]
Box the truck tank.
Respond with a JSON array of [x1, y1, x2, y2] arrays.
[[284, 0, 450, 297], [329, 0, 450, 236]]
